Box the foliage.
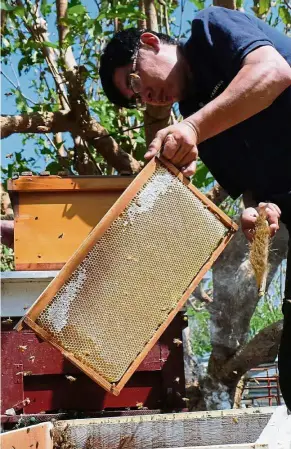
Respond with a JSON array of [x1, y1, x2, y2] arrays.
[[1, 244, 14, 271], [188, 305, 212, 357]]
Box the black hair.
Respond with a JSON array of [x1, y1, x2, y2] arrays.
[[99, 28, 176, 109]]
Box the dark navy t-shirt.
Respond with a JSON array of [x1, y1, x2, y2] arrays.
[[179, 7, 291, 222]]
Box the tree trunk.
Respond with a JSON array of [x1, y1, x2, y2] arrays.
[[203, 225, 287, 408], [143, 0, 173, 147]]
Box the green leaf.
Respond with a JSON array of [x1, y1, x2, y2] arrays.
[[0, 1, 16, 11], [193, 162, 212, 188], [189, 0, 205, 11], [18, 57, 28, 75], [42, 41, 59, 49], [14, 6, 25, 17], [259, 0, 271, 15], [68, 4, 86, 15], [279, 6, 291, 25], [40, 0, 51, 16], [2, 37, 10, 48], [94, 21, 102, 34], [0, 2, 24, 16], [46, 161, 63, 174]]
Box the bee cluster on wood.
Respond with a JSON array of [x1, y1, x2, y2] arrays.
[[51, 423, 80, 449]]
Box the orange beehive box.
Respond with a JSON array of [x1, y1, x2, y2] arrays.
[[8, 175, 134, 271]]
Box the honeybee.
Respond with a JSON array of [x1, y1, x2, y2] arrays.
[[65, 375, 77, 382]]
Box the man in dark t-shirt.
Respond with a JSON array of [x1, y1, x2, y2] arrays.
[[99, 7, 291, 408]]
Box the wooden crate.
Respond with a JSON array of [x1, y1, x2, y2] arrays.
[[8, 175, 134, 271]]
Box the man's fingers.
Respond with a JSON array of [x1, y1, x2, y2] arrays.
[[258, 202, 281, 217], [145, 128, 169, 160], [177, 146, 198, 167], [181, 160, 196, 177], [257, 202, 281, 236], [241, 208, 259, 228], [163, 134, 179, 161]]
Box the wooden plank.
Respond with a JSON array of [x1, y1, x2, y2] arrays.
[[15, 263, 65, 271], [8, 175, 134, 192], [0, 422, 53, 449]]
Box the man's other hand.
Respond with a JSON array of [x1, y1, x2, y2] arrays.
[[144, 122, 198, 177], [241, 202, 281, 242]]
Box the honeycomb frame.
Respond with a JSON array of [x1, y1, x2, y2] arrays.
[[17, 156, 238, 395]]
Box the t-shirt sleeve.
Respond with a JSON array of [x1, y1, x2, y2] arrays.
[[191, 7, 274, 79]]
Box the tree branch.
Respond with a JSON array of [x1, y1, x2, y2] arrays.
[[222, 320, 283, 380], [72, 135, 102, 175], [56, 0, 77, 71], [138, 0, 147, 29], [145, 0, 159, 31], [283, 0, 291, 11], [17, 0, 70, 110], [1, 112, 141, 174], [0, 111, 72, 138]]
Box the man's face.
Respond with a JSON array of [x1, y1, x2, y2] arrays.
[[113, 32, 186, 107]]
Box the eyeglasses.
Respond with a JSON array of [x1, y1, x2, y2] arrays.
[[128, 47, 145, 109]]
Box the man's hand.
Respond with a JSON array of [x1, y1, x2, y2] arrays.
[[241, 202, 281, 242], [144, 122, 199, 177]]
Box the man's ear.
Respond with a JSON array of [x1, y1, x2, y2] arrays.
[[140, 32, 160, 52]]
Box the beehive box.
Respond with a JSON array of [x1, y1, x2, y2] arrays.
[[3, 407, 286, 449], [17, 156, 238, 395], [8, 174, 134, 270]]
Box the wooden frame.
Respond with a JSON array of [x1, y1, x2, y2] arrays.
[[16, 156, 238, 396], [7, 175, 134, 192]]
